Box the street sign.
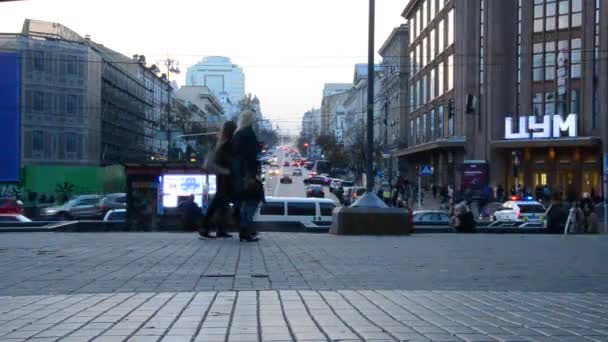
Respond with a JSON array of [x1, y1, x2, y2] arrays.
[[420, 165, 433, 176]]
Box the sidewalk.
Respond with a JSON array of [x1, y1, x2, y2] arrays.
[[0, 232, 606, 341]]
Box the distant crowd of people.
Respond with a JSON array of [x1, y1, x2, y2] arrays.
[[178, 110, 265, 242]]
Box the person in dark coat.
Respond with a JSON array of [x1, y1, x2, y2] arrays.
[[179, 194, 201, 231], [232, 110, 264, 242], [545, 193, 569, 234], [200, 121, 238, 239]]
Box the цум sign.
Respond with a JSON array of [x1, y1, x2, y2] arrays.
[[505, 114, 577, 140]]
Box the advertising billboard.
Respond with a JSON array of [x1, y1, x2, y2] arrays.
[[0, 53, 20, 182], [161, 174, 205, 208], [462, 161, 489, 191]]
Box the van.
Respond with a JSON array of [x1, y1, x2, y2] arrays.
[[253, 196, 336, 230]]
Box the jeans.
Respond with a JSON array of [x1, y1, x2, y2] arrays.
[[239, 200, 258, 237], [203, 194, 230, 234]]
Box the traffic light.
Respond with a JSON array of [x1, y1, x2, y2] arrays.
[[304, 142, 309, 147]]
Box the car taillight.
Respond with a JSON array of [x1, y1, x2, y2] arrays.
[[516, 210, 521, 219]]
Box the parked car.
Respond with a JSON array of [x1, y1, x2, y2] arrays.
[[292, 169, 303, 176], [306, 185, 325, 198], [103, 209, 126, 222], [97, 193, 126, 216], [280, 175, 293, 184], [0, 198, 24, 215], [283, 161, 290, 167], [40, 195, 103, 220], [343, 187, 366, 206], [493, 200, 546, 224], [0, 214, 32, 222], [329, 179, 343, 193], [303, 176, 329, 186], [413, 210, 450, 226]]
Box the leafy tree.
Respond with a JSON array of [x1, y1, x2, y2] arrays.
[[55, 182, 75, 204]]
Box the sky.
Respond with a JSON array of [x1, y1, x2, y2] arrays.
[[0, 0, 408, 135]]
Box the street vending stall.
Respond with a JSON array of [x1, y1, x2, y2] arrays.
[[124, 162, 216, 231]]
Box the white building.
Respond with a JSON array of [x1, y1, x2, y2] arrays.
[[186, 56, 245, 120]]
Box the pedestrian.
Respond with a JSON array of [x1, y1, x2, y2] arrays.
[[432, 183, 437, 199], [545, 193, 568, 234], [200, 120, 238, 239], [447, 185, 454, 200], [451, 201, 475, 233], [232, 110, 264, 242], [178, 194, 201, 231]]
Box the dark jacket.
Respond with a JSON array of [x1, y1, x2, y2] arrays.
[[232, 126, 262, 201], [214, 141, 235, 199], [546, 201, 569, 234]]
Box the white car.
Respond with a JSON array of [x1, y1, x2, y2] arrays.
[[329, 179, 343, 193], [103, 209, 126, 222], [493, 201, 546, 224], [0, 214, 32, 222]]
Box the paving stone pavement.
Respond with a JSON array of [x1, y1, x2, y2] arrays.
[[0, 233, 607, 341], [0, 290, 607, 342]]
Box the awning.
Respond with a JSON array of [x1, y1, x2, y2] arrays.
[[491, 137, 601, 149], [393, 137, 466, 157]]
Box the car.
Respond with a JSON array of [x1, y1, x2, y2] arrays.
[[292, 161, 300, 167], [0, 214, 32, 222], [413, 210, 450, 226], [292, 169, 303, 176], [329, 179, 344, 193], [493, 200, 546, 224], [303, 176, 328, 186], [254, 197, 336, 227], [343, 187, 366, 206], [283, 161, 290, 167], [97, 193, 126, 217], [103, 209, 126, 222], [0, 198, 24, 215], [307, 185, 325, 198], [280, 175, 293, 184], [268, 165, 281, 176], [40, 195, 102, 220]]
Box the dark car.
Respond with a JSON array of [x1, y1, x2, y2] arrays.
[[0, 198, 24, 215], [306, 185, 325, 198], [283, 161, 290, 167], [280, 175, 293, 184], [413, 210, 450, 226], [292, 169, 303, 176], [304, 161, 314, 170], [97, 193, 127, 217], [303, 176, 328, 186]]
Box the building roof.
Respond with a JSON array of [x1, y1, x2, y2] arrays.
[[378, 24, 409, 56], [401, 0, 422, 19]]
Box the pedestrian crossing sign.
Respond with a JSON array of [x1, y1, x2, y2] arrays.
[[420, 165, 433, 176]]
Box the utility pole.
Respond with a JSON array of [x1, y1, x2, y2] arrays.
[[163, 58, 180, 160]]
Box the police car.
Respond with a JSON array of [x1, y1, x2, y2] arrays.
[[492, 197, 546, 224]]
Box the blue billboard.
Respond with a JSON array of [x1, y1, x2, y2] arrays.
[[0, 53, 20, 182]]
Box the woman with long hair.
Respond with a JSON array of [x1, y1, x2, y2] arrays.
[[232, 110, 264, 242], [200, 120, 237, 238]]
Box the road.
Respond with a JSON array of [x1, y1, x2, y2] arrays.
[[263, 148, 340, 203]]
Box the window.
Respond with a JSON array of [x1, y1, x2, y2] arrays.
[[430, 0, 435, 18], [438, 105, 444, 138], [66, 134, 77, 153], [422, 74, 428, 105], [571, 38, 581, 78], [417, 8, 422, 36], [320, 203, 335, 216], [417, 44, 422, 72], [558, 14, 569, 29], [33, 131, 43, 153], [34, 51, 44, 71], [545, 41, 555, 80], [33, 91, 44, 111], [430, 109, 435, 140], [287, 202, 316, 216], [417, 80, 422, 108], [260, 202, 284, 215], [422, 113, 427, 143], [422, 37, 427, 67], [410, 17, 416, 42], [448, 100, 454, 136], [438, 62, 444, 96], [410, 51, 415, 77], [533, 43, 544, 82], [438, 19, 445, 54], [67, 55, 78, 75], [545, 92, 555, 115], [416, 116, 420, 144], [447, 55, 454, 90], [422, 0, 427, 29], [67, 95, 77, 114], [409, 119, 414, 146], [430, 28, 436, 60], [410, 84, 415, 113], [533, 93, 543, 117], [447, 9, 454, 46], [570, 89, 579, 114], [430, 68, 435, 100]]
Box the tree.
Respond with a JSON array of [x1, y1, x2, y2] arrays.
[[237, 93, 255, 113]]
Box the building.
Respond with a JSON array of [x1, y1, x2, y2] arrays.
[[174, 85, 225, 131], [379, 24, 410, 182], [186, 56, 245, 119], [399, 0, 603, 198], [0, 19, 173, 167], [323, 94, 349, 143], [342, 64, 382, 148]]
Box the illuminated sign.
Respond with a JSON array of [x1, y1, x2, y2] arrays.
[[505, 114, 577, 140]]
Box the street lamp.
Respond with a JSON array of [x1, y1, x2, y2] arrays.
[[351, 0, 387, 208]]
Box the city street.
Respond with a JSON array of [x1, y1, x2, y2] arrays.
[[0, 233, 607, 342], [263, 150, 340, 203]]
